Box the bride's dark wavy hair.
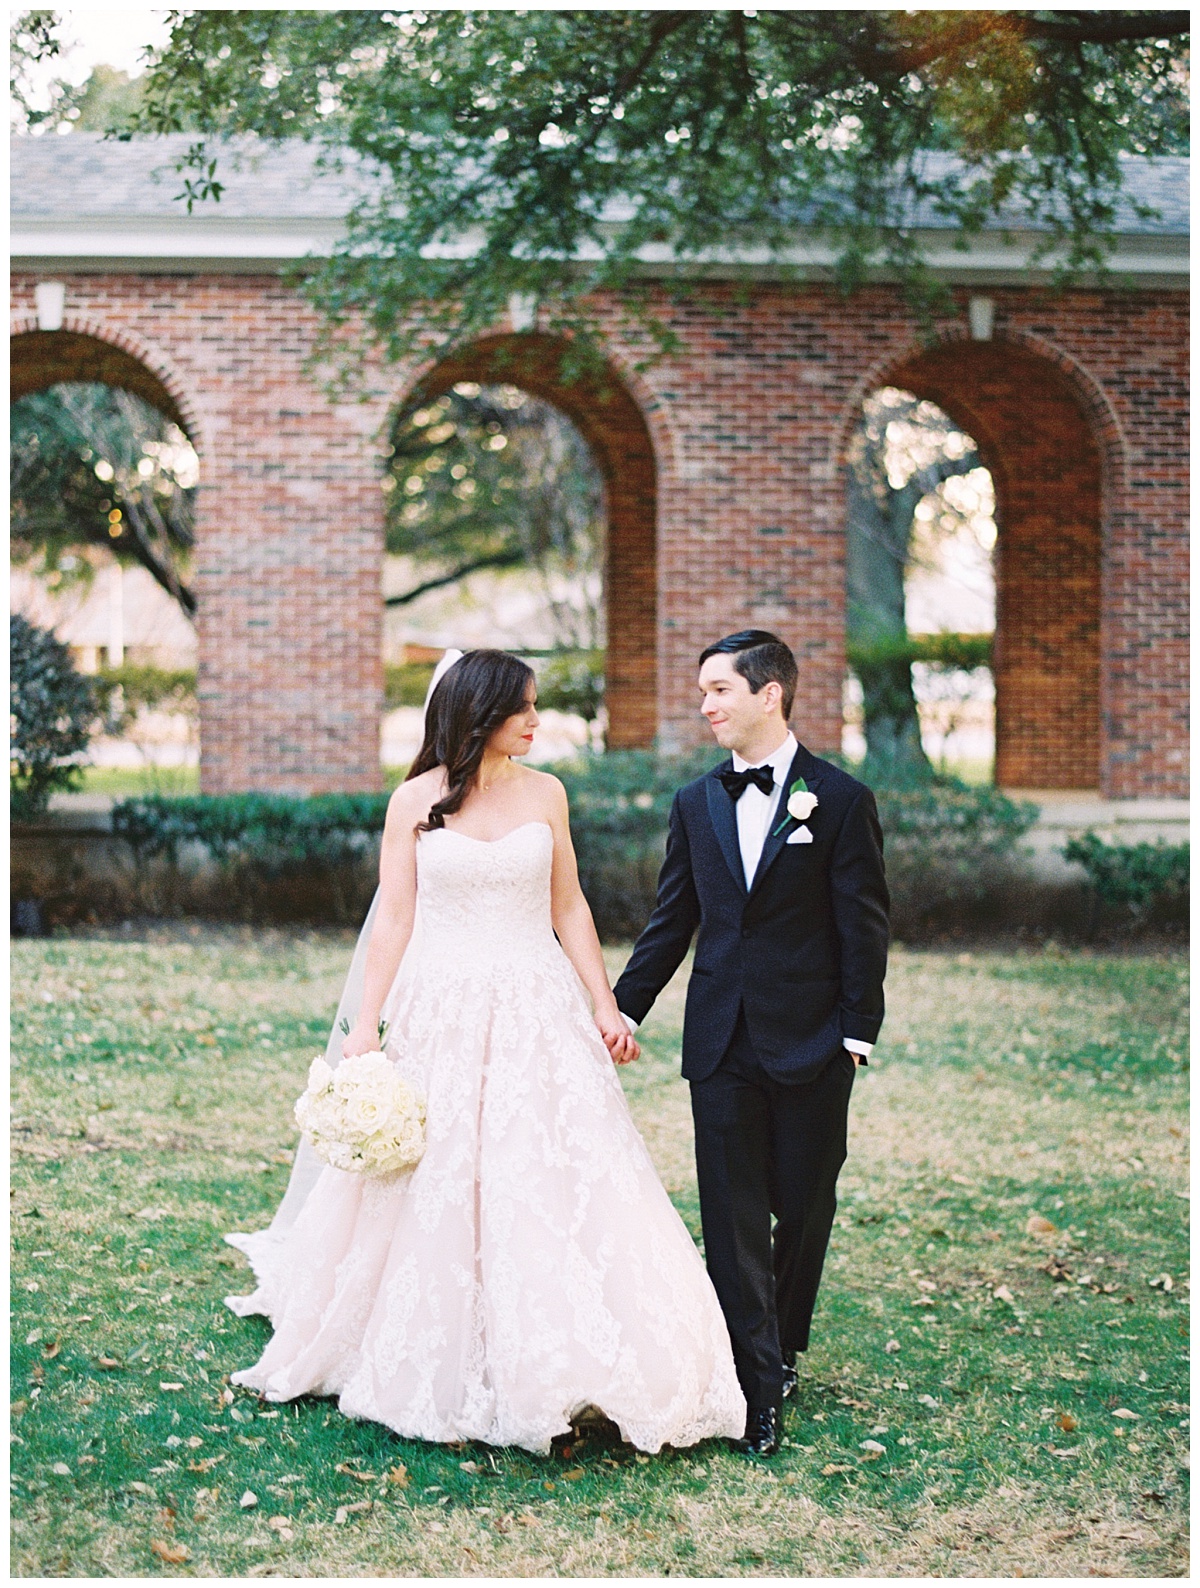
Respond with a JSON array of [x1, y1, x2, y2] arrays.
[[406, 649, 536, 833]]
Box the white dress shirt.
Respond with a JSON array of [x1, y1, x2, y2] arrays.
[[621, 728, 872, 1062]]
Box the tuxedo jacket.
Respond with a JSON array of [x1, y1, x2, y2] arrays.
[[613, 741, 889, 1083]]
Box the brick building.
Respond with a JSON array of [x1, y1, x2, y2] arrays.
[[11, 136, 1188, 798]]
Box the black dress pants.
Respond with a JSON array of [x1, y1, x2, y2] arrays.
[[689, 1008, 856, 1410]]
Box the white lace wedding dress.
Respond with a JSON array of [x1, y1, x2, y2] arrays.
[[223, 820, 746, 1453]]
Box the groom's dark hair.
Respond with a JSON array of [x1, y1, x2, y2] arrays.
[[699, 630, 798, 719]]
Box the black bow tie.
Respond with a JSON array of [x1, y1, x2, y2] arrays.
[[718, 764, 776, 802]]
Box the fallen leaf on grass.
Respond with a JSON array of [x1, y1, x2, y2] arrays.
[[993, 1285, 1016, 1304], [96, 1356, 121, 1370], [387, 1463, 410, 1488], [562, 1468, 585, 1481], [42, 1340, 61, 1360], [1112, 1408, 1140, 1420], [335, 1499, 372, 1525], [1049, 1447, 1080, 1458], [268, 1516, 295, 1540], [1026, 1214, 1058, 1238], [860, 1439, 887, 1453], [458, 1460, 480, 1474], [821, 1463, 852, 1475], [334, 1462, 377, 1482], [884, 1338, 901, 1353], [186, 1455, 225, 1473], [51, 1462, 71, 1475], [240, 1490, 258, 1509], [1057, 1413, 1079, 1432], [127, 1482, 154, 1495], [150, 1541, 190, 1565], [159, 1382, 183, 1391], [518, 1512, 540, 1526]]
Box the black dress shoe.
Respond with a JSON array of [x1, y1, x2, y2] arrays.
[[781, 1352, 798, 1400], [738, 1406, 781, 1456]]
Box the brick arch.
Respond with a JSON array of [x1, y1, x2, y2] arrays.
[[399, 333, 657, 748], [836, 332, 1109, 790], [10, 319, 204, 448]]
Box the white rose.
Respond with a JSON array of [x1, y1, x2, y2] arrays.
[[343, 1089, 388, 1138], [787, 789, 819, 822], [306, 1055, 333, 1094]]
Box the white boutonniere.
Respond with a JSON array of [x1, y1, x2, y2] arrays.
[[774, 777, 818, 836]]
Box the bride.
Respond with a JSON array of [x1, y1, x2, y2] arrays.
[[223, 648, 746, 1454]]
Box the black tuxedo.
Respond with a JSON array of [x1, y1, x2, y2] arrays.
[[613, 740, 889, 1408]]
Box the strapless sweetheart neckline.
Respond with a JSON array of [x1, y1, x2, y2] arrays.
[[427, 820, 551, 847]]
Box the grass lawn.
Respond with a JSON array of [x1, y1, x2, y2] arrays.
[[11, 932, 1189, 1577]]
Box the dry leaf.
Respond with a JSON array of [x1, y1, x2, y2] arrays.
[[42, 1340, 61, 1360], [884, 1339, 901, 1354], [821, 1463, 852, 1475], [51, 1462, 71, 1475], [97, 1355, 121, 1370], [159, 1382, 183, 1391], [1026, 1214, 1057, 1238], [459, 1460, 480, 1474], [562, 1467, 585, 1481], [1112, 1408, 1140, 1420], [150, 1541, 190, 1565], [127, 1481, 154, 1495], [860, 1439, 886, 1454], [993, 1285, 1016, 1304], [387, 1463, 411, 1488], [334, 1462, 377, 1483], [335, 1499, 373, 1524], [185, 1435, 203, 1449], [518, 1512, 539, 1526], [186, 1455, 225, 1473], [239, 1489, 258, 1509], [1050, 1446, 1080, 1458], [1057, 1413, 1078, 1432]]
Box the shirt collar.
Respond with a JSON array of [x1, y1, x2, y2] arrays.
[[732, 730, 796, 782]]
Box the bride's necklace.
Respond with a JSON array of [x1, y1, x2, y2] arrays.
[[479, 756, 511, 794]]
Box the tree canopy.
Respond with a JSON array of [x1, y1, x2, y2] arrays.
[[113, 7, 1191, 368]]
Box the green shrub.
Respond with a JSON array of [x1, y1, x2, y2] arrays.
[[535, 650, 605, 722], [10, 613, 98, 820], [111, 792, 392, 922], [1063, 831, 1189, 921], [384, 661, 437, 710], [555, 748, 718, 937], [93, 662, 197, 736], [105, 754, 1042, 937]]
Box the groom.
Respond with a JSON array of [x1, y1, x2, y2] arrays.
[[613, 631, 889, 1455]]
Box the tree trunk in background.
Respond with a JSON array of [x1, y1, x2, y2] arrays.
[[846, 395, 980, 768]]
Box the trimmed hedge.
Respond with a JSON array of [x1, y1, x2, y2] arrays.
[[1063, 831, 1189, 922], [107, 757, 1045, 935]]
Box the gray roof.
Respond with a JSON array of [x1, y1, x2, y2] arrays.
[[11, 132, 1189, 235], [11, 133, 368, 219]]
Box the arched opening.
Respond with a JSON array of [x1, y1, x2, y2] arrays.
[[843, 386, 997, 779], [393, 334, 657, 750], [10, 327, 201, 790], [846, 339, 1104, 791]]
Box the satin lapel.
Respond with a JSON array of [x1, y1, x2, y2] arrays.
[[705, 767, 747, 895], [747, 744, 821, 899]]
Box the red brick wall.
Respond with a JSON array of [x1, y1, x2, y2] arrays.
[[11, 273, 1188, 797]]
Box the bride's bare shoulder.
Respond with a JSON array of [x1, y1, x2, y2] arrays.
[[514, 764, 570, 814], [386, 769, 443, 830]]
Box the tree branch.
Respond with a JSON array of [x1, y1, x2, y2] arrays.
[[383, 550, 528, 607]]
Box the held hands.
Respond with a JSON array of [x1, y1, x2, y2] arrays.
[[595, 1006, 640, 1066]]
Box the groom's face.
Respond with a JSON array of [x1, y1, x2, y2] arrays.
[[699, 655, 780, 755]]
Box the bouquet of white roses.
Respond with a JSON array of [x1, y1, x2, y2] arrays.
[[293, 1050, 425, 1176]]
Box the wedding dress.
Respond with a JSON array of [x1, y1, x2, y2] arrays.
[[223, 819, 746, 1453]]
